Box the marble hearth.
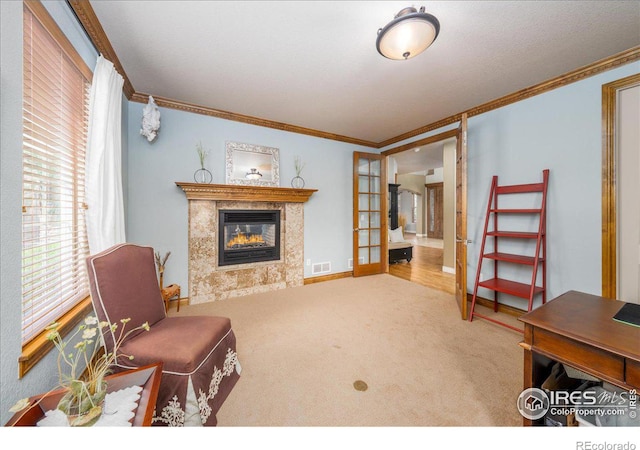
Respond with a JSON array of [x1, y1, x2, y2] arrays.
[[176, 183, 316, 304]]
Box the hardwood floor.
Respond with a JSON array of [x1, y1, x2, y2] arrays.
[[388, 244, 455, 294]]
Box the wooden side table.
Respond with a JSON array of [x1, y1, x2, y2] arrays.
[[5, 362, 163, 427], [161, 284, 181, 312]]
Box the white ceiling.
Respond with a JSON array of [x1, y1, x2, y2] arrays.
[[391, 138, 455, 175], [89, 1, 640, 146]]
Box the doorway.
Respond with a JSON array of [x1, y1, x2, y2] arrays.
[[426, 182, 443, 239], [398, 189, 421, 236], [382, 129, 458, 294], [602, 73, 640, 303]]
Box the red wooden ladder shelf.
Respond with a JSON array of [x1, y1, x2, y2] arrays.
[[469, 169, 550, 332]]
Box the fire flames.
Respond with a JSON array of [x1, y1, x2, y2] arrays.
[[226, 231, 266, 249]]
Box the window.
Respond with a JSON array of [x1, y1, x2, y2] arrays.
[[21, 2, 92, 347]]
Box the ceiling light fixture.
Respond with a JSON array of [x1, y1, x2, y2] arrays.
[[376, 6, 440, 60], [245, 168, 262, 180]]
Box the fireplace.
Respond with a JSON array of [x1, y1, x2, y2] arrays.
[[177, 183, 315, 304], [218, 210, 281, 266]]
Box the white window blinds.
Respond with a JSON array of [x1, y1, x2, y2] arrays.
[[22, 4, 92, 344]]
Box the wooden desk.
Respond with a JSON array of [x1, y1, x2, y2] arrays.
[[5, 362, 163, 427], [519, 290, 640, 426]]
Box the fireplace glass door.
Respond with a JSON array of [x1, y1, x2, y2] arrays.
[[218, 210, 280, 266]]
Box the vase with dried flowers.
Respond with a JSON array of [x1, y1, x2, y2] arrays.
[[9, 316, 150, 426], [194, 141, 212, 183], [154, 251, 171, 289], [291, 155, 305, 188]]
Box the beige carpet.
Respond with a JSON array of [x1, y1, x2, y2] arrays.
[[171, 274, 524, 427]]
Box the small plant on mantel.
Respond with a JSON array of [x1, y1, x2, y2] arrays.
[[291, 155, 306, 188], [194, 141, 213, 183], [196, 141, 208, 169], [294, 155, 305, 177]]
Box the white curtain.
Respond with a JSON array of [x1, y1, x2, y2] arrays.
[[85, 55, 126, 254]]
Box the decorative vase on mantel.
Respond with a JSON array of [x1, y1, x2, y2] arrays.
[[194, 167, 212, 183], [291, 175, 305, 188], [57, 379, 107, 427], [194, 141, 212, 183], [292, 155, 305, 188]]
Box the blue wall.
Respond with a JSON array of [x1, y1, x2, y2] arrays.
[[383, 62, 640, 308], [126, 103, 372, 290]]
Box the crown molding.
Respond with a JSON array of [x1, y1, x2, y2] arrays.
[[67, 0, 135, 99], [131, 92, 379, 148], [67, 1, 639, 150], [379, 46, 640, 148], [68, 0, 374, 146], [466, 46, 640, 120]]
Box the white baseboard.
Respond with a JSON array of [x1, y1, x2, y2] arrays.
[[416, 234, 427, 237], [442, 266, 455, 274]]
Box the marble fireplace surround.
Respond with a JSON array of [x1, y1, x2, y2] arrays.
[[176, 183, 316, 304]]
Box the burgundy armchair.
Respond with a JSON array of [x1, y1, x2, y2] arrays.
[[86, 243, 240, 426]]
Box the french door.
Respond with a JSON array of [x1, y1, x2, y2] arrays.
[[353, 152, 387, 277], [456, 113, 469, 320]]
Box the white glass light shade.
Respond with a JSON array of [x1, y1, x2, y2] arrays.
[[376, 7, 440, 60]]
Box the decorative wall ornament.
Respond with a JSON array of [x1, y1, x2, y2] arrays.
[[140, 95, 160, 142], [225, 141, 279, 187]]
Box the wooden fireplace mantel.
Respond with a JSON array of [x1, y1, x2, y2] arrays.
[[176, 182, 317, 203]]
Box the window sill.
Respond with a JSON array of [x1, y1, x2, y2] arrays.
[[19, 297, 93, 378]]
